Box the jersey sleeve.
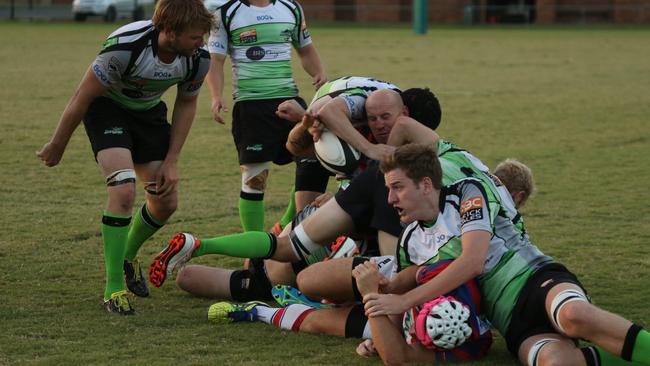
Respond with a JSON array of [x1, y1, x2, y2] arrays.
[[207, 10, 228, 55], [92, 42, 131, 87], [458, 180, 494, 235], [177, 49, 211, 97], [292, 1, 312, 48]]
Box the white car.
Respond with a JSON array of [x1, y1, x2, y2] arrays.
[[72, 0, 153, 22]]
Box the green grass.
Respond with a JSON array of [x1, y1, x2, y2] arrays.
[[1, 22, 649, 365]]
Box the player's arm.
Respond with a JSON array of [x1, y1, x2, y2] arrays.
[[36, 66, 108, 167], [316, 97, 380, 159], [156, 93, 199, 196], [206, 53, 228, 124], [286, 111, 319, 157], [387, 116, 440, 147], [295, 43, 326, 89], [400, 231, 489, 309], [353, 262, 440, 365]]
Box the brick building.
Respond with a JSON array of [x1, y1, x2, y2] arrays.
[[299, 0, 650, 24]]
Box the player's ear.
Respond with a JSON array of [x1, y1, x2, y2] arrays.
[[421, 176, 433, 193], [402, 105, 409, 117]]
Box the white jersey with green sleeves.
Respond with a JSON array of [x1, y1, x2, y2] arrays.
[[208, 0, 311, 101], [396, 142, 553, 336], [308, 76, 400, 119], [92, 21, 210, 111]]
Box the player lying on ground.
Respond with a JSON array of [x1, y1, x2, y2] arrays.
[[207, 260, 493, 364], [148, 90, 526, 298], [366, 144, 650, 366], [165, 88, 444, 301]]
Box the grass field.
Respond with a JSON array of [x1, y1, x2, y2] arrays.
[[1, 22, 649, 365]]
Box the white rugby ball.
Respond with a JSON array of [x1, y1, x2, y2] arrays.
[[314, 130, 361, 175]]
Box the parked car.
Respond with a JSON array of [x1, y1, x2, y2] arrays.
[[72, 0, 153, 22]]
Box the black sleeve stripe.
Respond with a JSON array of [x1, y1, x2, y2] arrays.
[[108, 23, 154, 39]]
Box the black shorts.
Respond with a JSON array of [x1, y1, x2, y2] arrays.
[[505, 262, 587, 356], [335, 162, 403, 237], [83, 97, 170, 164], [231, 97, 307, 165], [295, 157, 332, 193]]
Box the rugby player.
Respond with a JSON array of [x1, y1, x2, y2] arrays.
[[36, 0, 214, 314], [206, 0, 326, 232], [362, 144, 650, 366]]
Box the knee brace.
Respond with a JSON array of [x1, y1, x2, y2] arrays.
[[527, 338, 559, 366], [288, 223, 322, 262], [229, 259, 273, 301], [106, 169, 135, 187], [241, 162, 270, 194], [550, 288, 589, 334]]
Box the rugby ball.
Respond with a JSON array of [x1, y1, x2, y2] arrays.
[[314, 130, 361, 175]]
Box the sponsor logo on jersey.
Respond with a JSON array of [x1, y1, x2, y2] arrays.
[[280, 28, 293, 42], [92, 64, 110, 84], [104, 127, 124, 135], [153, 71, 173, 78], [245, 46, 266, 60], [107, 57, 123, 75], [239, 29, 257, 44], [256, 14, 273, 21], [460, 196, 483, 225], [246, 144, 263, 151], [209, 40, 225, 50], [461, 196, 483, 214], [301, 20, 310, 39]]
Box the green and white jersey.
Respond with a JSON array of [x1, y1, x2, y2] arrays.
[[396, 176, 552, 337], [92, 21, 210, 111], [309, 76, 400, 120], [208, 0, 311, 101], [436, 139, 528, 235]]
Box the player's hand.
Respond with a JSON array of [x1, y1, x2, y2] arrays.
[[211, 98, 228, 124], [312, 192, 333, 207], [276, 99, 305, 123], [378, 276, 395, 294], [356, 339, 377, 358], [352, 261, 380, 297], [312, 73, 326, 90], [362, 293, 408, 317], [365, 144, 395, 162], [303, 113, 324, 142], [36, 141, 65, 167], [155, 161, 179, 197]]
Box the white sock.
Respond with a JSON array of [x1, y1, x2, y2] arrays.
[[256, 304, 315, 331]]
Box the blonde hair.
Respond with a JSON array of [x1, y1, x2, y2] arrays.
[[152, 0, 214, 34], [494, 159, 536, 202]]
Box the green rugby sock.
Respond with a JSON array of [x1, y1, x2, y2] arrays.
[[584, 346, 640, 365], [193, 232, 275, 259], [630, 327, 650, 364], [124, 203, 165, 261], [279, 187, 296, 229], [239, 192, 264, 232], [101, 211, 131, 299]]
